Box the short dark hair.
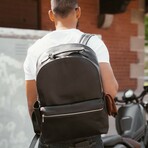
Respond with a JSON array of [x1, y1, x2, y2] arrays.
[[51, 0, 78, 18]]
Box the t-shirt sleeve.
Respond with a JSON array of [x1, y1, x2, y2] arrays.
[[23, 54, 36, 80], [87, 35, 110, 63]]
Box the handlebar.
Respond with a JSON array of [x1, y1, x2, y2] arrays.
[[115, 86, 148, 112], [115, 86, 148, 102], [114, 97, 124, 103], [136, 86, 148, 101]]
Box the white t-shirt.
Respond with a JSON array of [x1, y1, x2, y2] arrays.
[[24, 29, 109, 80]]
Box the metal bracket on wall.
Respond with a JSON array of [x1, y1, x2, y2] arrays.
[[97, 14, 114, 29]]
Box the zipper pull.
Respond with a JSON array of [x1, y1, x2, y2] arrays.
[[42, 115, 45, 123]]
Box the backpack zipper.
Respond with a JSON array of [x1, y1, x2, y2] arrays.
[[42, 108, 103, 122]]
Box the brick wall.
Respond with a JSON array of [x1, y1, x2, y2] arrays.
[[0, 0, 39, 29], [40, 0, 141, 91]]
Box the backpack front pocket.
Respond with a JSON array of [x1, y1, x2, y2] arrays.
[[40, 98, 108, 144]]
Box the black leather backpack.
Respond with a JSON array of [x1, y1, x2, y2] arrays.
[[30, 34, 109, 148]]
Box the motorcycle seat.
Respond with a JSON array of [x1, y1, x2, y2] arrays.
[[102, 135, 141, 148]]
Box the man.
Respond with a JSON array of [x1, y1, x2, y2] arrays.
[[24, 0, 118, 147]]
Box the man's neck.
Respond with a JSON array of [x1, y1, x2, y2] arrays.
[[56, 26, 76, 30], [55, 20, 77, 30]]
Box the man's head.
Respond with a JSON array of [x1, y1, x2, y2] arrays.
[[51, 0, 78, 18], [49, 0, 81, 29]]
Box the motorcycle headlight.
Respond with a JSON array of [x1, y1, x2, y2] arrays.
[[122, 89, 136, 102], [124, 89, 134, 98]]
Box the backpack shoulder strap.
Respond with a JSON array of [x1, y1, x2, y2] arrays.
[[29, 134, 40, 148], [79, 34, 94, 45], [79, 33, 104, 93]]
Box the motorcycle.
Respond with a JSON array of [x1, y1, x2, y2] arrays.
[[102, 86, 148, 148]]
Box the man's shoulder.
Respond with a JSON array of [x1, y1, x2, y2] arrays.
[[87, 35, 104, 47], [27, 32, 52, 54], [27, 39, 41, 54]]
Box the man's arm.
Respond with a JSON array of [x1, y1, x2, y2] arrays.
[[25, 80, 38, 117], [99, 63, 118, 98]]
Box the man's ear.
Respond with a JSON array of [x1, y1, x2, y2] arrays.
[[48, 10, 55, 22], [76, 7, 81, 19]]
